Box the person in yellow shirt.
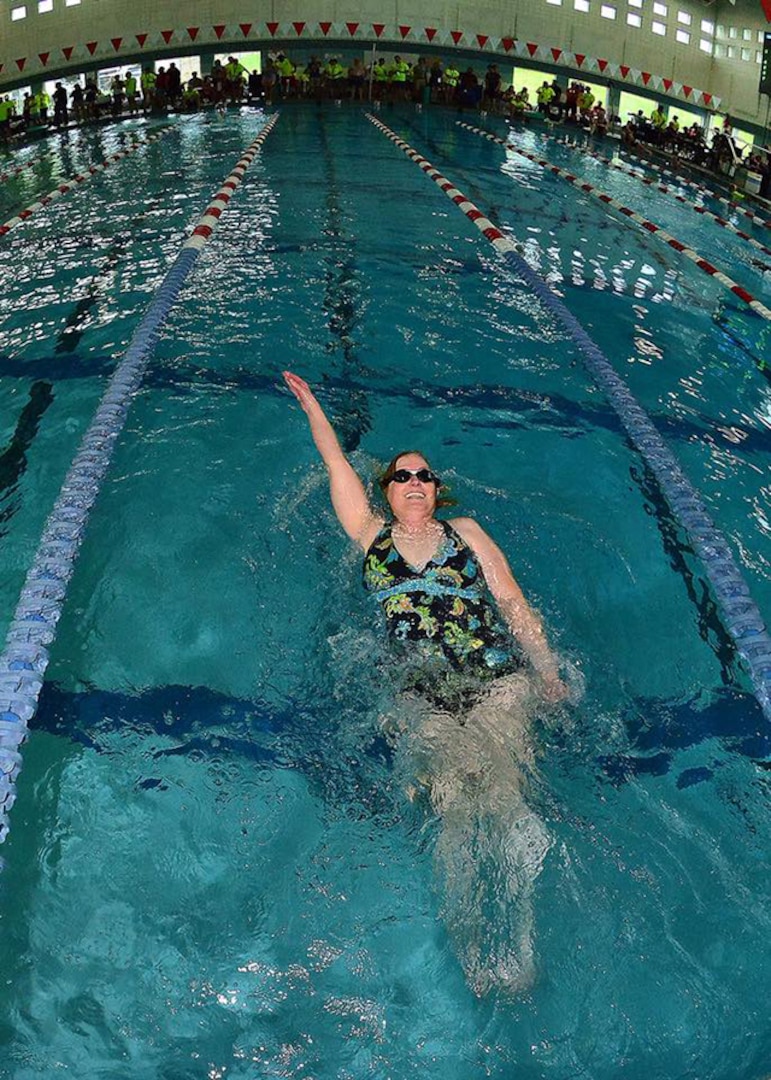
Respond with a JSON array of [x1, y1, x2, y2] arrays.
[[443, 62, 460, 105], [389, 55, 410, 102]]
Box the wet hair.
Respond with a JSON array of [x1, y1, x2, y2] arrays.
[[377, 450, 456, 508]]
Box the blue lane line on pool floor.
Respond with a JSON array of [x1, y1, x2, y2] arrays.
[[366, 112, 771, 731], [0, 113, 279, 853]]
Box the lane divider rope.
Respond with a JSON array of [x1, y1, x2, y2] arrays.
[[556, 136, 771, 261], [457, 121, 771, 322], [0, 112, 280, 851], [366, 112, 771, 729], [0, 127, 173, 240], [0, 154, 52, 186], [616, 144, 771, 232]]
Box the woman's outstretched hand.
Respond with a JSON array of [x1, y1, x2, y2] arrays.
[[283, 370, 319, 415]]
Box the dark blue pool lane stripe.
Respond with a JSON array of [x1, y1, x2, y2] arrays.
[[0, 114, 280, 851], [366, 113, 771, 730]]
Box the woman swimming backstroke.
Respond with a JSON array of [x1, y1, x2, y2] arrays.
[[284, 369, 570, 993], [283, 370, 568, 704]]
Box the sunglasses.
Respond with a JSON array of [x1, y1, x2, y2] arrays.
[[388, 468, 440, 485]]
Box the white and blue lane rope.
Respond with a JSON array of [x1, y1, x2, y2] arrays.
[[366, 113, 771, 727], [0, 113, 279, 849]]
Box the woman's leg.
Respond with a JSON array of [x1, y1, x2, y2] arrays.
[[391, 674, 551, 994]]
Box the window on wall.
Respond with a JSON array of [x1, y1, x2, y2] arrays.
[[547, 0, 563, 7], [714, 42, 725, 56], [716, 24, 726, 37], [728, 26, 737, 38], [601, 4, 616, 17], [627, 12, 642, 26], [676, 28, 690, 43], [701, 20, 714, 34], [11, 5, 26, 18], [757, 51, 763, 63], [653, 2, 667, 14], [652, 20, 667, 34], [726, 44, 736, 57], [38, 0, 53, 10], [699, 39, 713, 53], [742, 28, 752, 40], [677, 10, 691, 24], [628, 0, 643, 8], [740, 47, 751, 60], [574, 0, 590, 12]]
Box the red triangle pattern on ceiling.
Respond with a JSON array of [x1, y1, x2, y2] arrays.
[[34, 20, 718, 111]]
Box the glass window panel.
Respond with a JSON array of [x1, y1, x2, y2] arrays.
[[627, 12, 642, 26], [601, 5, 616, 17], [11, 5, 26, 18], [652, 19, 667, 34], [676, 28, 690, 43], [677, 11, 691, 24], [700, 20, 713, 34], [699, 38, 713, 53]]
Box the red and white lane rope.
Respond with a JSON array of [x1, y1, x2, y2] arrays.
[[0, 126, 172, 240], [558, 137, 771, 261], [366, 114, 521, 254], [457, 121, 771, 322], [615, 143, 771, 232], [0, 155, 51, 186]]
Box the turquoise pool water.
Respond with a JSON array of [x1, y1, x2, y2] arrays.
[[1, 104, 771, 1078]]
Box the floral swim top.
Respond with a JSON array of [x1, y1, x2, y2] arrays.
[[362, 519, 521, 678]]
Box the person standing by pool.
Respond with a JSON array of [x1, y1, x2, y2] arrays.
[[283, 369, 569, 993]]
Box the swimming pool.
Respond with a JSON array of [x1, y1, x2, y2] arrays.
[[1, 103, 771, 1078]]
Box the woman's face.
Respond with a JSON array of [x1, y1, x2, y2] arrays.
[[385, 453, 438, 520]]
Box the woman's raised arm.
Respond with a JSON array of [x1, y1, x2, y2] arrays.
[[283, 371, 382, 549]]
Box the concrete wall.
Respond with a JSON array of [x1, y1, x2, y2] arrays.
[[1, 0, 769, 129]]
